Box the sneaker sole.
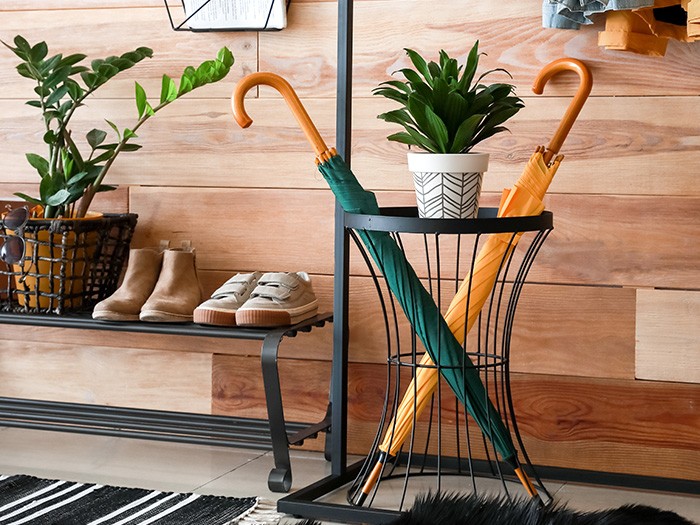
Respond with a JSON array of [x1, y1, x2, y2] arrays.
[[193, 307, 237, 326], [236, 302, 318, 327]]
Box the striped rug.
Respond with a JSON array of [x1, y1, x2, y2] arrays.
[[0, 474, 282, 524]]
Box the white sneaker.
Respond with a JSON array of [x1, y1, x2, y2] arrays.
[[236, 272, 318, 327], [193, 272, 262, 326]]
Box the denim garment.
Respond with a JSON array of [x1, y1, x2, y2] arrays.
[[543, 0, 654, 28]]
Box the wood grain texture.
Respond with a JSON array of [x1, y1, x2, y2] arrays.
[[129, 186, 700, 289], [636, 289, 700, 384], [129, 186, 337, 274], [533, 194, 700, 289], [212, 357, 700, 479], [1, 0, 699, 484], [260, 1, 700, 98], [0, 8, 256, 99], [352, 96, 700, 197], [212, 354, 332, 423], [0, 98, 334, 188], [2, 95, 698, 196], [0, 343, 212, 412], [0, 274, 633, 380]]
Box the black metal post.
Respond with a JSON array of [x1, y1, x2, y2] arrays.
[[330, 0, 353, 477]]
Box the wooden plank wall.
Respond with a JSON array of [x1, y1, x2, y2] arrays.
[[0, 0, 698, 484]]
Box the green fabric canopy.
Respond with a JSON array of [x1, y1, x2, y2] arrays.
[[318, 154, 517, 465]]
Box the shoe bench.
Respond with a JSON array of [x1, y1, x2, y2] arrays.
[[0, 311, 333, 493]]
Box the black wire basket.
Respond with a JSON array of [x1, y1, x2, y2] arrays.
[[0, 213, 138, 315]]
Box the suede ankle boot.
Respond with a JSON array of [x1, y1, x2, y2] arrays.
[[92, 247, 164, 321], [139, 242, 202, 323]]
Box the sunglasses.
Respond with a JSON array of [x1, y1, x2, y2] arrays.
[[1, 206, 29, 265]]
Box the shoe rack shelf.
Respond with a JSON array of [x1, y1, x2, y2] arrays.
[[0, 311, 333, 493]]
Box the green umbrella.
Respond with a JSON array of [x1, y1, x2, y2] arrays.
[[231, 72, 538, 502]]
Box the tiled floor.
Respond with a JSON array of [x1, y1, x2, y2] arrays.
[[0, 426, 697, 523]]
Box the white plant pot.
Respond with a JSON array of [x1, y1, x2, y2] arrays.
[[408, 152, 489, 219]]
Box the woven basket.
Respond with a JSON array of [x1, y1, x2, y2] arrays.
[[1, 213, 138, 314]]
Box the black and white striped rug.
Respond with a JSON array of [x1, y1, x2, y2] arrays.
[[0, 474, 282, 524]]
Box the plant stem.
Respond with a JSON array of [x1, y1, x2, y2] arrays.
[[74, 99, 171, 217]]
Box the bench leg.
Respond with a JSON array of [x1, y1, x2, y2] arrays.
[[261, 330, 293, 492]]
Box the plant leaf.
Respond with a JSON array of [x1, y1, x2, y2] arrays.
[[422, 105, 449, 153], [25, 153, 49, 176], [217, 46, 234, 68], [14, 192, 42, 205], [160, 74, 178, 104], [404, 48, 433, 86], [86, 128, 107, 149], [386, 131, 421, 147], [46, 85, 68, 106], [105, 119, 121, 140], [134, 82, 147, 119], [66, 170, 91, 185], [45, 188, 72, 206], [30, 41, 48, 62], [451, 114, 484, 153]]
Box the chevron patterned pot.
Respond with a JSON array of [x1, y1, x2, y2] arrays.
[[408, 152, 489, 219]]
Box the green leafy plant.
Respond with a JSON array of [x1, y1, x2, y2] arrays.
[[373, 41, 524, 154], [3, 35, 235, 218]]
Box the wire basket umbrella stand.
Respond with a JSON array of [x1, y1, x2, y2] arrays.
[[344, 206, 554, 511]]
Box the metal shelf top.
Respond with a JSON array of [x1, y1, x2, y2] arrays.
[[344, 207, 553, 235], [0, 311, 333, 341]]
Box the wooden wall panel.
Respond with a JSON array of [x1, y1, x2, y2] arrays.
[[3, 95, 698, 195], [636, 289, 700, 384], [0, 99, 335, 187], [351, 96, 700, 197], [261, 1, 700, 97], [0, 0, 698, 484], [213, 357, 700, 480], [129, 186, 700, 290], [0, 9, 256, 99], [0, 343, 212, 412], [212, 354, 332, 422], [533, 194, 700, 289], [129, 186, 336, 274], [0, 275, 634, 380], [259, 2, 338, 99]]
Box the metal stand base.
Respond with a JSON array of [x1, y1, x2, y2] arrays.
[[280, 459, 700, 524]]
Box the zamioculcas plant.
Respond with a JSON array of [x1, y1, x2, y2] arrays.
[[3, 35, 235, 218], [373, 41, 524, 154]]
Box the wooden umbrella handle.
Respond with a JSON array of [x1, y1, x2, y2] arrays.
[[232, 72, 330, 157], [532, 58, 592, 164]]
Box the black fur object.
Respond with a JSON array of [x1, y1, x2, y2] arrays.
[[296, 491, 697, 525]]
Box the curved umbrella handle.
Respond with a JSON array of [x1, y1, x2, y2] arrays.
[[232, 72, 330, 158], [532, 58, 592, 164]]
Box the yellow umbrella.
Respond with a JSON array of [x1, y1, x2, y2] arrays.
[[355, 58, 592, 505]]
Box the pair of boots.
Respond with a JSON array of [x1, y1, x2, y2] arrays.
[[92, 241, 202, 323]]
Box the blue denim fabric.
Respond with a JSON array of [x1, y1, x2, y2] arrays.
[[543, 0, 654, 29]]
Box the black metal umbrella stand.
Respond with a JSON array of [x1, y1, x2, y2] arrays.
[[344, 206, 554, 513]]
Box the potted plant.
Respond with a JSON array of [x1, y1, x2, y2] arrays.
[[2, 35, 235, 312], [373, 41, 524, 219]]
